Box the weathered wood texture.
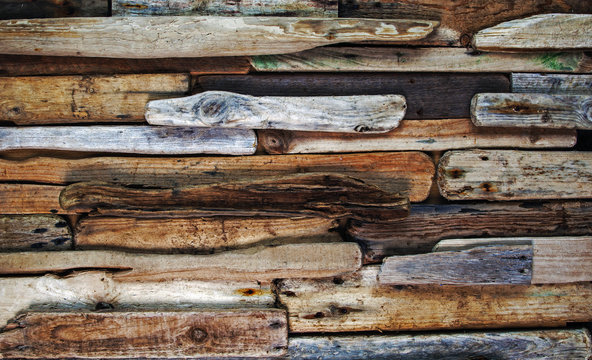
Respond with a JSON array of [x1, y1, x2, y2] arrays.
[[0, 17, 437, 58], [0, 310, 287, 358], [251, 47, 592, 73], [0, 184, 66, 215], [473, 14, 592, 52], [347, 201, 592, 263], [146, 91, 406, 133], [276, 266, 592, 333], [259, 118, 576, 154], [471, 93, 592, 129], [0, 215, 71, 251], [196, 74, 509, 120], [512, 73, 592, 94], [289, 329, 592, 360], [0, 0, 108, 19], [0, 152, 434, 202], [0, 126, 257, 155], [438, 150, 592, 200], [0, 74, 188, 124]]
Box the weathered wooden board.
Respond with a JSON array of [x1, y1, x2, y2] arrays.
[[146, 91, 406, 133], [289, 329, 592, 360], [0, 126, 257, 155], [512, 73, 592, 94], [0, 74, 188, 124], [471, 93, 592, 129], [438, 150, 592, 200], [0, 215, 71, 251], [0, 0, 108, 19], [0, 184, 66, 215], [473, 14, 592, 52], [75, 216, 340, 253], [277, 266, 592, 332], [0, 17, 437, 58], [0, 243, 362, 281], [259, 119, 576, 154], [0, 310, 287, 358], [0, 152, 434, 202]]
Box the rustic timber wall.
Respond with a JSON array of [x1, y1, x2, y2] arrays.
[[0, 1, 591, 359]]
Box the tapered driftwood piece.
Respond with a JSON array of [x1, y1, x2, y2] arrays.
[[438, 150, 592, 200], [0, 17, 437, 58], [0, 126, 257, 155], [146, 91, 406, 133], [0, 243, 362, 281], [259, 119, 576, 154], [471, 93, 592, 129], [288, 329, 592, 360], [0, 184, 66, 215], [512, 73, 592, 94], [0, 310, 287, 358], [0, 215, 71, 251], [473, 14, 592, 52]]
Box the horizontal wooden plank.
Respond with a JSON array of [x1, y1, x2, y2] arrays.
[[0, 0, 108, 19], [512, 73, 592, 94], [438, 150, 592, 200], [0, 126, 257, 155], [0, 184, 66, 215], [0, 74, 188, 124], [0, 310, 287, 358], [258, 118, 576, 154], [0, 215, 71, 251]]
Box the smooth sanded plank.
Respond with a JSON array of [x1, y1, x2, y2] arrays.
[[0, 215, 71, 251], [0, 184, 66, 215], [471, 93, 592, 129], [0, 0, 107, 19], [259, 118, 576, 154], [512, 73, 592, 94], [473, 14, 592, 52], [0, 74, 188, 125], [438, 150, 592, 200], [0, 243, 362, 281], [277, 266, 592, 333], [0, 126, 257, 155], [288, 329, 592, 360], [0, 17, 437, 58], [0, 310, 287, 359], [146, 91, 406, 133]]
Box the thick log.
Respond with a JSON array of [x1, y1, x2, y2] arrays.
[[0, 17, 437, 58], [0, 126, 257, 155], [512, 73, 592, 94], [146, 91, 406, 133], [0, 215, 71, 251], [0, 243, 362, 281], [288, 329, 592, 360], [0, 310, 287, 358], [473, 14, 592, 52], [0, 184, 66, 215], [276, 266, 592, 332], [0, 74, 188, 125], [259, 119, 576, 154], [471, 93, 592, 129], [0, 0, 107, 19], [438, 150, 592, 200]]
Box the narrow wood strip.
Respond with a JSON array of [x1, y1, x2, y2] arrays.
[[0, 215, 71, 251], [0, 126, 257, 155], [438, 150, 592, 200], [0, 310, 287, 358], [258, 119, 576, 154], [0, 243, 362, 281], [146, 91, 406, 133], [0, 0, 108, 19], [0, 184, 66, 215], [512, 73, 592, 94], [471, 93, 592, 129]]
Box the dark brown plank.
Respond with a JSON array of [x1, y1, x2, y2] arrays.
[[0, 215, 71, 251], [0, 0, 108, 19]]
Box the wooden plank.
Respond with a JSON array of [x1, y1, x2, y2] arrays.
[[512, 73, 592, 94], [0, 0, 108, 19], [0, 152, 434, 202], [250, 47, 592, 73], [289, 329, 592, 360], [75, 216, 340, 253], [473, 14, 592, 52], [146, 91, 406, 133], [438, 150, 592, 200], [0, 215, 71, 251], [471, 93, 592, 129], [0, 17, 437, 58], [258, 119, 576, 154], [277, 266, 592, 332], [0, 184, 66, 215], [0, 243, 362, 281], [0, 310, 287, 358], [0, 126, 257, 155]]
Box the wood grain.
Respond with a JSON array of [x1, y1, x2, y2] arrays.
[[0, 184, 66, 215], [0, 0, 107, 19], [0, 215, 71, 251], [512, 73, 592, 94], [438, 150, 592, 200]]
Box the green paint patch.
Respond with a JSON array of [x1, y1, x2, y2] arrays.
[[535, 53, 581, 72], [416, 138, 436, 144], [530, 290, 568, 297], [250, 55, 279, 71]]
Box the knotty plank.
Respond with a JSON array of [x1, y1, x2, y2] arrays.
[[0, 310, 287, 358], [0, 215, 71, 251], [0, 74, 189, 124], [0, 184, 66, 215], [0, 17, 437, 58], [0, 0, 107, 19], [512, 73, 592, 94], [438, 150, 592, 200], [259, 118, 576, 154]]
